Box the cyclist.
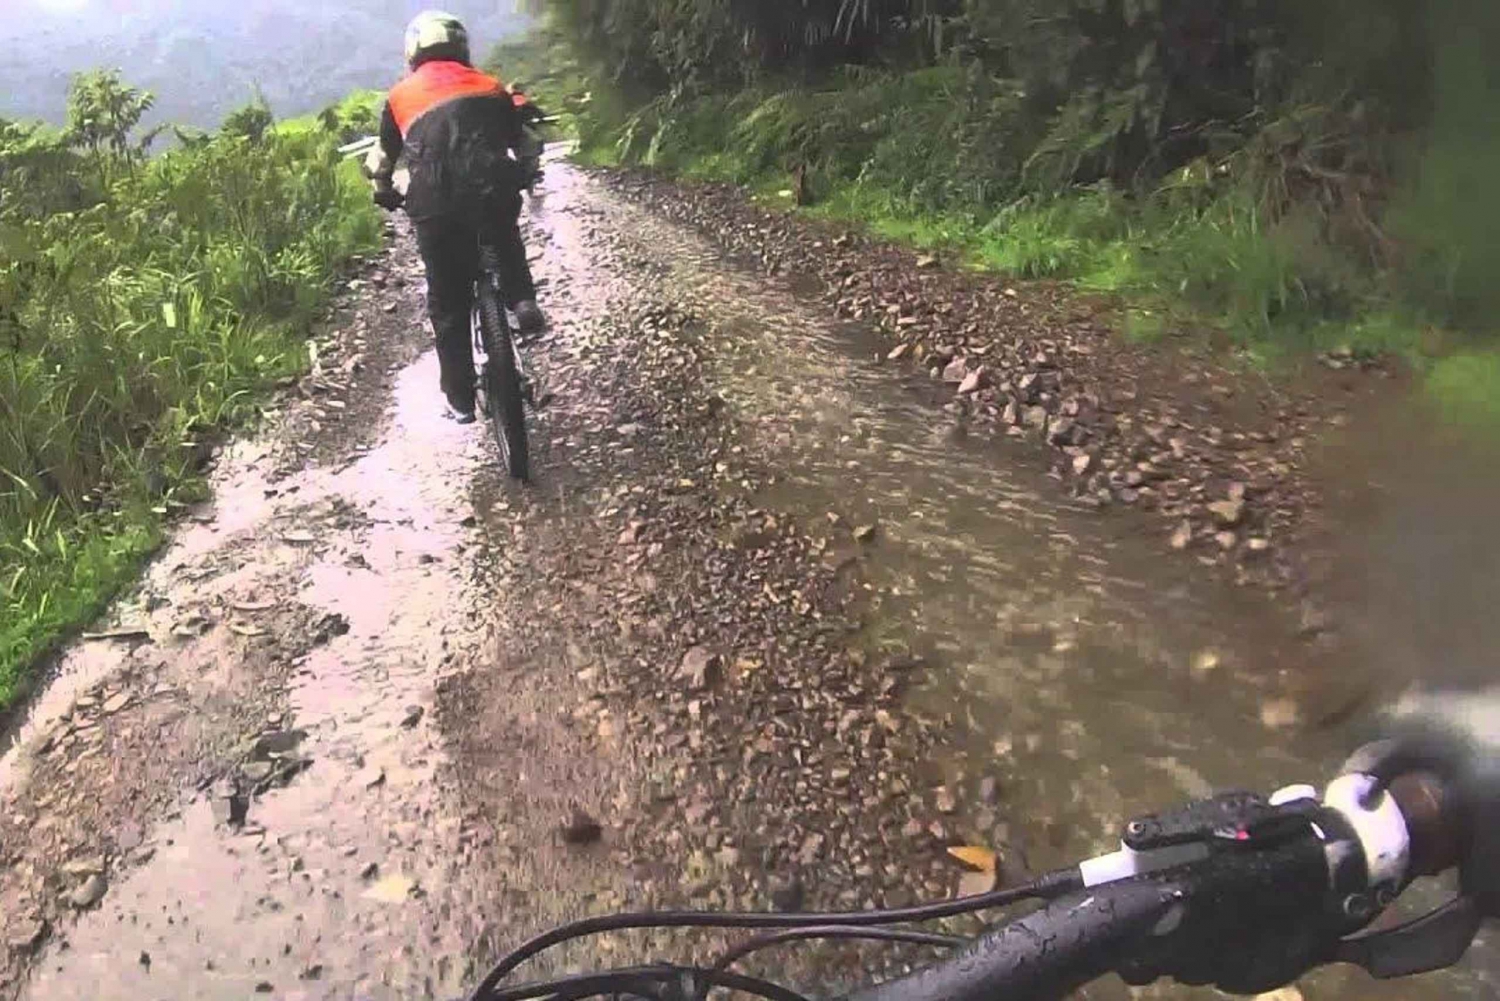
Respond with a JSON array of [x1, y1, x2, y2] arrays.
[[365, 10, 545, 424]]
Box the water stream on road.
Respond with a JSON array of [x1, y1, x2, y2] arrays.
[[582, 175, 1497, 1000]]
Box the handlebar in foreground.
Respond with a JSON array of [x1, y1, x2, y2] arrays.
[[469, 765, 1480, 1001]]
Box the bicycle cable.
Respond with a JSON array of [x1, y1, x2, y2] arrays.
[[481, 965, 813, 1001], [712, 925, 966, 972], [467, 868, 1082, 1001]]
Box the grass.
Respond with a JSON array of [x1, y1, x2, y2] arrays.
[[1427, 352, 1500, 432], [0, 116, 380, 706], [569, 66, 1500, 428]]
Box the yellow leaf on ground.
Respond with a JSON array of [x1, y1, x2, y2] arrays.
[[946, 845, 997, 874], [362, 874, 415, 903]]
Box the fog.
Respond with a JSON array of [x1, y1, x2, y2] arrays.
[[0, 0, 528, 127]]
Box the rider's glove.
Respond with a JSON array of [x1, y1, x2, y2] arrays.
[[373, 187, 405, 211], [1344, 687, 1500, 917]]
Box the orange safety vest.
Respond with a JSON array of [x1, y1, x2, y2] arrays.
[[388, 61, 506, 137]]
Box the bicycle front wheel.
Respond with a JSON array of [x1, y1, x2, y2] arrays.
[[476, 279, 529, 482]]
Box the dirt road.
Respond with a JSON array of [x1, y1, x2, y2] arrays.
[[0, 162, 1493, 1001]]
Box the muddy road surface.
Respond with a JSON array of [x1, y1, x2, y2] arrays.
[[1, 162, 1494, 1001]]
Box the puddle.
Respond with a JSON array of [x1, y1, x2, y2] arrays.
[[20, 356, 507, 1000], [570, 171, 1499, 1000]]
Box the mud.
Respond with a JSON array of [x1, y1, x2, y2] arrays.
[[0, 162, 1494, 1001]]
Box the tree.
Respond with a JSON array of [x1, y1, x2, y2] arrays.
[[64, 70, 157, 168], [222, 90, 276, 144]]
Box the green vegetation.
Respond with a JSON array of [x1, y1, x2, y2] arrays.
[[531, 0, 1500, 408], [0, 70, 379, 705], [485, 23, 591, 136]]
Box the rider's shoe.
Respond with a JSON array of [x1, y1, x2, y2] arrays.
[[446, 392, 477, 424], [514, 299, 545, 335]]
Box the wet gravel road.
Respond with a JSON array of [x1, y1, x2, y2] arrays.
[[0, 161, 1493, 1000]]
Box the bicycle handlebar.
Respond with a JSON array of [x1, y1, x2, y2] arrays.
[[471, 740, 1476, 997], [846, 769, 1472, 1001]]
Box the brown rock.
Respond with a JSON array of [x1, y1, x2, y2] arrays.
[[7, 918, 48, 956], [1208, 499, 1245, 527], [1047, 417, 1081, 446], [679, 646, 721, 690], [69, 874, 107, 910], [561, 809, 603, 845]]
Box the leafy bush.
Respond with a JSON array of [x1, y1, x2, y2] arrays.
[[0, 71, 379, 702]]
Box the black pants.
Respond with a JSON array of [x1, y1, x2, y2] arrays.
[[412, 191, 536, 411]]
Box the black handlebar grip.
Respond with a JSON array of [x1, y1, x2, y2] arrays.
[[843, 880, 1178, 1001]]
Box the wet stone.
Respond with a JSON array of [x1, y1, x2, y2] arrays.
[[69, 874, 108, 910], [253, 729, 307, 759], [1208, 498, 1246, 527], [561, 809, 603, 845], [59, 855, 106, 878], [7, 918, 48, 956], [210, 778, 250, 828], [770, 874, 806, 912], [242, 762, 276, 784], [678, 646, 721, 691]]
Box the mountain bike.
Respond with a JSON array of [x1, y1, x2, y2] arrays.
[[466, 760, 1483, 1001], [358, 171, 532, 482], [473, 241, 529, 481]]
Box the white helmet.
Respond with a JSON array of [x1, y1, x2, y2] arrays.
[[404, 10, 470, 68]]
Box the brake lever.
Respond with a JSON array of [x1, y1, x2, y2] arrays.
[[1334, 895, 1483, 978]]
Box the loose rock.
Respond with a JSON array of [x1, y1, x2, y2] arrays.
[[678, 646, 721, 691], [1208, 499, 1246, 528], [69, 873, 108, 910], [7, 919, 48, 957], [561, 808, 603, 845]]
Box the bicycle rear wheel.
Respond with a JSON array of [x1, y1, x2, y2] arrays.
[[475, 278, 529, 482]]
